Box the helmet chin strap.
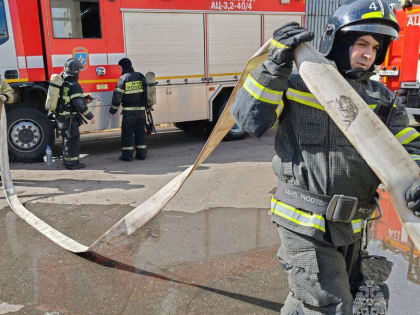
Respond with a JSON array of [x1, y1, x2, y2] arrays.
[[343, 68, 375, 81]]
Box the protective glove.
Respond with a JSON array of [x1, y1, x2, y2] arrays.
[[405, 178, 420, 216], [268, 22, 314, 66], [0, 94, 7, 103]]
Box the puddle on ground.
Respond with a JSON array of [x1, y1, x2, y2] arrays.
[[0, 199, 418, 314]]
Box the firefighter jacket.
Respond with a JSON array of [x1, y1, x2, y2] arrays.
[[110, 71, 148, 114], [0, 77, 15, 104], [231, 63, 420, 247], [57, 76, 94, 122]]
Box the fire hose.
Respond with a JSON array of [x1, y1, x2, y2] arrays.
[[1, 41, 419, 253]]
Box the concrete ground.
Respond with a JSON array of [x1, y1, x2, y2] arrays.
[[0, 128, 419, 314]]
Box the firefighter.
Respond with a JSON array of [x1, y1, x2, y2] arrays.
[[57, 58, 95, 170], [0, 75, 15, 182], [110, 58, 148, 161], [231, 0, 420, 314], [0, 75, 15, 105]]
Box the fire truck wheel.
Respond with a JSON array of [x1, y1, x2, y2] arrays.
[[174, 121, 212, 135], [215, 100, 247, 141], [7, 107, 54, 162]]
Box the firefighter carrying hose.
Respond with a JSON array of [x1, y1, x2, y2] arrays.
[[110, 58, 148, 161], [56, 58, 95, 170], [231, 0, 420, 313]]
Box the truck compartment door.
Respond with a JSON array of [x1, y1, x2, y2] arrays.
[[207, 13, 260, 83]]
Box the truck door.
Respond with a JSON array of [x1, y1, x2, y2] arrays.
[[39, 0, 114, 131], [0, 0, 19, 80]]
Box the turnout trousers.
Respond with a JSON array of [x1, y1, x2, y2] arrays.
[[59, 117, 81, 167], [121, 110, 146, 161], [277, 225, 362, 315]]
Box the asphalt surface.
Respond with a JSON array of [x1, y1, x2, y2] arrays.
[[1, 128, 419, 314]]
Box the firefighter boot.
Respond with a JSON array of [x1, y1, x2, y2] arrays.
[[120, 149, 134, 161], [64, 161, 86, 170], [136, 148, 147, 160]]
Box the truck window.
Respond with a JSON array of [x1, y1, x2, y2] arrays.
[[50, 0, 101, 38], [0, 0, 8, 45]]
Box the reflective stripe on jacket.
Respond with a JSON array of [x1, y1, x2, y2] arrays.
[[111, 71, 148, 114], [58, 79, 93, 120]]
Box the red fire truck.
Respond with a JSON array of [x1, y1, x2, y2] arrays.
[[0, 0, 305, 162], [379, 0, 420, 119]]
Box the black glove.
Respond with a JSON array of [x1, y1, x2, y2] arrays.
[[268, 22, 314, 66], [405, 178, 420, 216], [360, 255, 393, 282]]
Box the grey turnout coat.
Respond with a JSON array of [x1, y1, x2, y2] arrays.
[[231, 62, 420, 247]]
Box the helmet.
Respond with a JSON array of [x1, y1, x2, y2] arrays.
[[319, 0, 399, 66], [63, 58, 84, 78], [118, 58, 134, 74], [118, 58, 132, 69]]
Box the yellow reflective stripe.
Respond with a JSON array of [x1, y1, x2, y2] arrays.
[[410, 154, 420, 161], [389, 13, 397, 23], [136, 145, 147, 149], [243, 74, 283, 105], [123, 107, 145, 111], [125, 80, 143, 91], [362, 11, 383, 19], [125, 89, 143, 95], [271, 197, 326, 232], [122, 146, 134, 150], [272, 99, 285, 129], [64, 156, 79, 161], [351, 219, 362, 234], [70, 93, 84, 100], [270, 38, 289, 49], [369, 104, 397, 110], [115, 88, 125, 94], [62, 96, 70, 104], [395, 127, 420, 144], [82, 109, 91, 116], [57, 111, 70, 115], [111, 106, 119, 110], [285, 91, 396, 114], [286, 88, 325, 110]]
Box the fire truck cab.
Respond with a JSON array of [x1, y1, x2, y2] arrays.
[[0, 0, 305, 162], [379, 0, 420, 120]]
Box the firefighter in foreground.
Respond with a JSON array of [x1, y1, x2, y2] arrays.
[[57, 58, 95, 170], [110, 58, 148, 161], [231, 0, 420, 314]]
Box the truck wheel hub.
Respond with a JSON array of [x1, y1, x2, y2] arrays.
[[9, 121, 42, 151]]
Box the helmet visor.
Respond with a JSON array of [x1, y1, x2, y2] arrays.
[[341, 23, 398, 39]]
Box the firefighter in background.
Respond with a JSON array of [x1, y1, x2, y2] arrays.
[[0, 75, 15, 105], [0, 75, 15, 182], [110, 58, 148, 161], [57, 58, 95, 170], [231, 0, 420, 313]]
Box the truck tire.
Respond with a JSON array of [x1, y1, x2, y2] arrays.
[[7, 107, 54, 162], [174, 121, 212, 135], [215, 99, 247, 141]]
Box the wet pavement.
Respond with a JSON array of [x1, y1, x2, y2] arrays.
[[1, 129, 419, 314]]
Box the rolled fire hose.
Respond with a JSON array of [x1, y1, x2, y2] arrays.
[[1, 41, 419, 253]]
